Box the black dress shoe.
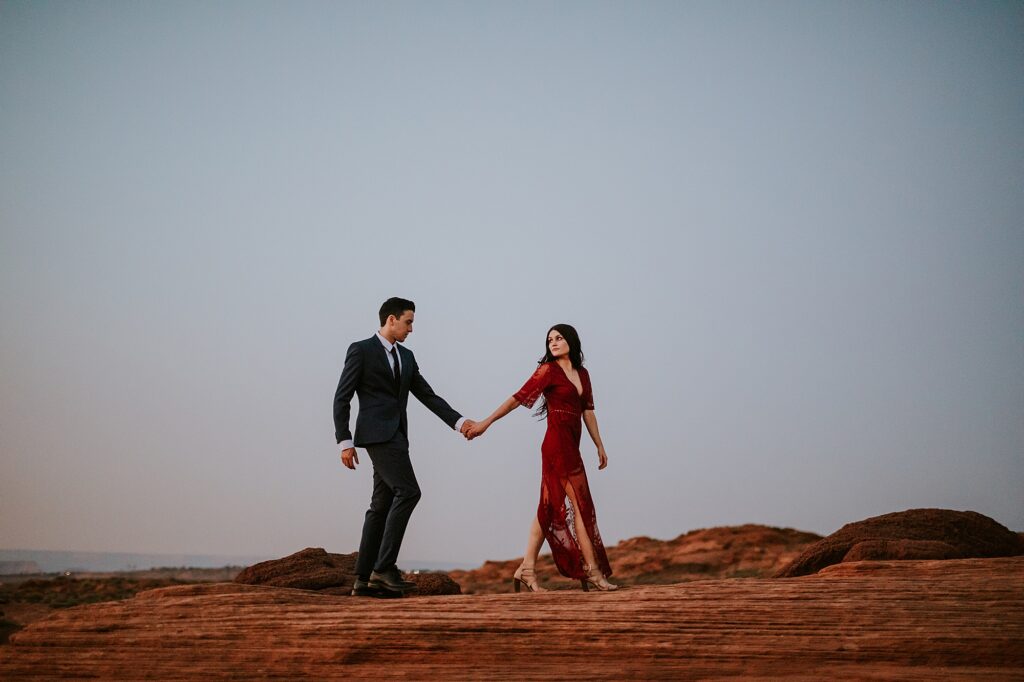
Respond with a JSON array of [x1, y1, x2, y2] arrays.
[[351, 577, 401, 598], [369, 567, 417, 593]]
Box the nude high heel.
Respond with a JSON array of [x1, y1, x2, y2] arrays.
[[582, 564, 618, 592], [512, 564, 546, 593]]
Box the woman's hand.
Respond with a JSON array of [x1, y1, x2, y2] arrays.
[[597, 446, 608, 470], [465, 421, 489, 440]]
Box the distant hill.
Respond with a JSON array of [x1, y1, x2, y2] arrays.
[[0, 562, 41, 575], [0, 549, 472, 576], [0, 549, 274, 574]]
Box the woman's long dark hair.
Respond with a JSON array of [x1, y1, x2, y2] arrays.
[[534, 323, 584, 418]]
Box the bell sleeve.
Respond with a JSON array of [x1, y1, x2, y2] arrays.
[[513, 363, 553, 408]]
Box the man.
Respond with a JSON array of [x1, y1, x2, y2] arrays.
[[334, 297, 475, 597]]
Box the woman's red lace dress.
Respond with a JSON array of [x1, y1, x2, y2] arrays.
[[513, 362, 612, 580]]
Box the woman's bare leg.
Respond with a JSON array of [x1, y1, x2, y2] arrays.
[[514, 515, 548, 592], [564, 481, 616, 589], [522, 516, 544, 567]]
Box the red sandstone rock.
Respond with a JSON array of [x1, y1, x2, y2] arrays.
[[451, 524, 820, 593], [404, 571, 461, 596], [775, 508, 1024, 578], [233, 547, 459, 596], [1, 557, 1020, 679], [842, 538, 961, 562], [234, 547, 357, 590]]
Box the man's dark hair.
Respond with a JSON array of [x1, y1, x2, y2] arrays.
[[379, 297, 416, 326]]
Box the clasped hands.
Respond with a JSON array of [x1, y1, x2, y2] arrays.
[[459, 419, 487, 441]]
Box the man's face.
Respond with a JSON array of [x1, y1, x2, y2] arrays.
[[390, 310, 414, 342]]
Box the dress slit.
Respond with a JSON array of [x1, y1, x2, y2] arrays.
[[537, 470, 611, 579]]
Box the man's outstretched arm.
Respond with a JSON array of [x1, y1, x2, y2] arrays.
[[408, 358, 474, 434], [334, 343, 362, 468]]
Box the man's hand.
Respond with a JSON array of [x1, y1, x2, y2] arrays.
[[341, 447, 358, 470], [459, 419, 477, 438], [464, 421, 488, 440]]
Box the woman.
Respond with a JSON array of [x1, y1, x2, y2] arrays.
[[465, 324, 617, 592]]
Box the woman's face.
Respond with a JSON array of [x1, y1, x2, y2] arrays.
[[547, 329, 570, 359]]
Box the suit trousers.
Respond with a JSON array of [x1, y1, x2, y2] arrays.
[[355, 430, 421, 578]]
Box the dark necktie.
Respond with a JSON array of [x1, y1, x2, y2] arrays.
[[390, 347, 401, 391]]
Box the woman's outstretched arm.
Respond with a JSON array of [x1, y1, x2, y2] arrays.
[[465, 396, 521, 439], [582, 410, 609, 469]]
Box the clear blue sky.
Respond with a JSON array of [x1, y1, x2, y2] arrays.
[[1, 1, 1021, 566]]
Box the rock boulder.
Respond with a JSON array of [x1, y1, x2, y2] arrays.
[[234, 547, 459, 596], [774, 508, 1024, 577]]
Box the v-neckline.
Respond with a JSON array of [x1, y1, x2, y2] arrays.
[[555, 361, 584, 397]]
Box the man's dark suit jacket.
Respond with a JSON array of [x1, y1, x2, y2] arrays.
[[334, 336, 462, 447]]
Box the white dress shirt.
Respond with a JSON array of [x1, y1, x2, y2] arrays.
[[339, 332, 466, 452]]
